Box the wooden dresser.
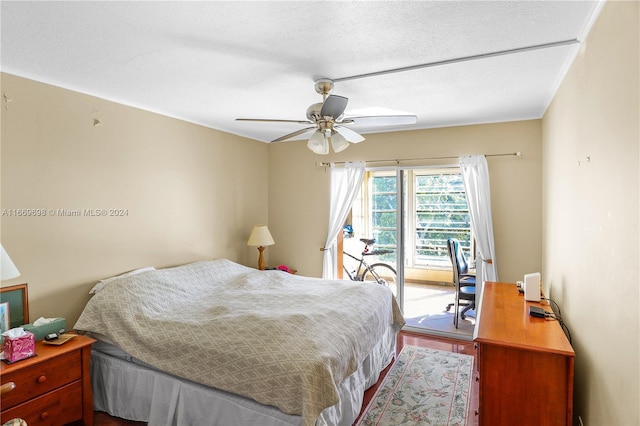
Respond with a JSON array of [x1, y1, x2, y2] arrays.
[[474, 281, 575, 426], [0, 334, 95, 425]]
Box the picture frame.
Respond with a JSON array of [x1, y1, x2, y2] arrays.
[[0, 302, 9, 335], [0, 283, 29, 329]]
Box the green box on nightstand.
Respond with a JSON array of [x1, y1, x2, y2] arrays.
[[23, 318, 67, 340]]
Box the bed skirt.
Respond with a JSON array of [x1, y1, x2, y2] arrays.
[[90, 325, 397, 426]]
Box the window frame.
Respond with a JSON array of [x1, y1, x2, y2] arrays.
[[357, 167, 474, 271]]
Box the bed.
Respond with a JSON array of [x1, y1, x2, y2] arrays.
[[74, 259, 405, 426]]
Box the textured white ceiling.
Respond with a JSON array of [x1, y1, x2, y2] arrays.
[[1, 1, 603, 143]]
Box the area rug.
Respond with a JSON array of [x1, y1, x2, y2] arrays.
[[356, 345, 474, 426]]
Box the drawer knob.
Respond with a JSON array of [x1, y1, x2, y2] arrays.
[[37, 375, 47, 384], [40, 411, 49, 420], [475, 410, 479, 416], [474, 343, 478, 349], [475, 376, 479, 382]]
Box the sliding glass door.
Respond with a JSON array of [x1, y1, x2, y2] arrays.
[[344, 169, 401, 299], [346, 165, 476, 337]]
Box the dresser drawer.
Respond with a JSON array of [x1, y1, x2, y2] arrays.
[[0, 350, 81, 410], [1, 380, 82, 425]]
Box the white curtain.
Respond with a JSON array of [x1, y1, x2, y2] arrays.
[[459, 155, 498, 283], [323, 161, 366, 279]]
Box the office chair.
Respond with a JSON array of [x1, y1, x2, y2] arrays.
[[445, 238, 476, 328]]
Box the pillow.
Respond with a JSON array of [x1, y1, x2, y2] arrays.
[[89, 267, 155, 294]]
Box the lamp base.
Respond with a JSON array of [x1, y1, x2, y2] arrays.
[[257, 246, 266, 270]]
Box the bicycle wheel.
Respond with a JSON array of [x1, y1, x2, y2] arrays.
[[362, 263, 397, 288]]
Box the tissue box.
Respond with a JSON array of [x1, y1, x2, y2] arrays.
[[23, 318, 66, 341], [3, 330, 35, 363]]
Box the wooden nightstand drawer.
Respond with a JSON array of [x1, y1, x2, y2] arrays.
[[1, 380, 82, 425], [1, 350, 81, 410]]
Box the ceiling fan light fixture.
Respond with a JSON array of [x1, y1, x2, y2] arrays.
[[330, 131, 350, 153], [307, 130, 329, 155], [237, 79, 408, 147]]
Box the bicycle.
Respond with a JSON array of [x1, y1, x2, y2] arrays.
[[343, 238, 397, 288]]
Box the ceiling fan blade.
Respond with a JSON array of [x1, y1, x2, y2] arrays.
[[236, 118, 312, 124], [346, 114, 417, 127], [334, 126, 365, 143], [271, 126, 317, 143], [320, 95, 348, 119]]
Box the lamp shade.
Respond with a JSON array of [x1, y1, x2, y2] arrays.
[[247, 225, 275, 247], [1, 244, 21, 280], [307, 130, 329, 155], [330, 131, 350, 153]]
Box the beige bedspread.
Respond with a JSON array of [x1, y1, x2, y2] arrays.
[[74, 259, 404, 425]]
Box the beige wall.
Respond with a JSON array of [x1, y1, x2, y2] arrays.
[[0, 73, 269, 325], [542, 1, 639, 425], [268, 120, 542, 284]]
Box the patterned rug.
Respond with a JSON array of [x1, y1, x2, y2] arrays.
[[356, 345, 474, 426]]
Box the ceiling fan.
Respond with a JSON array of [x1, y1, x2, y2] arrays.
[[236, 79, 417, 155]]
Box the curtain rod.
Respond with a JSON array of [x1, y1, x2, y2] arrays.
[[317, 151, 522, 167]]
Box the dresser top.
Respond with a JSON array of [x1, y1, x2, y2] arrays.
[[1, 334, 95, 374], [474, 281, 575, 356]]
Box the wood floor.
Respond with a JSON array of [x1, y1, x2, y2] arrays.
[[93, 330, 479, 426]]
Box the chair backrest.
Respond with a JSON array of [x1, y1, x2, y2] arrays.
[[447, 238, 469, 284]]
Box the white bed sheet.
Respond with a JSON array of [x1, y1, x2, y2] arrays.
[[90, 325, 396, 426]]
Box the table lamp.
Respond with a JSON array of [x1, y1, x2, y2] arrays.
[[247, 225, 275, 270], [1, 244, 21, 280]]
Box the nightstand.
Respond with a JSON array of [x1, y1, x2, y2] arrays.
[[0, 334, 96, 425]]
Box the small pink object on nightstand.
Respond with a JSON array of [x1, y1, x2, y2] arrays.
[[3, 329, 35, 363]]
